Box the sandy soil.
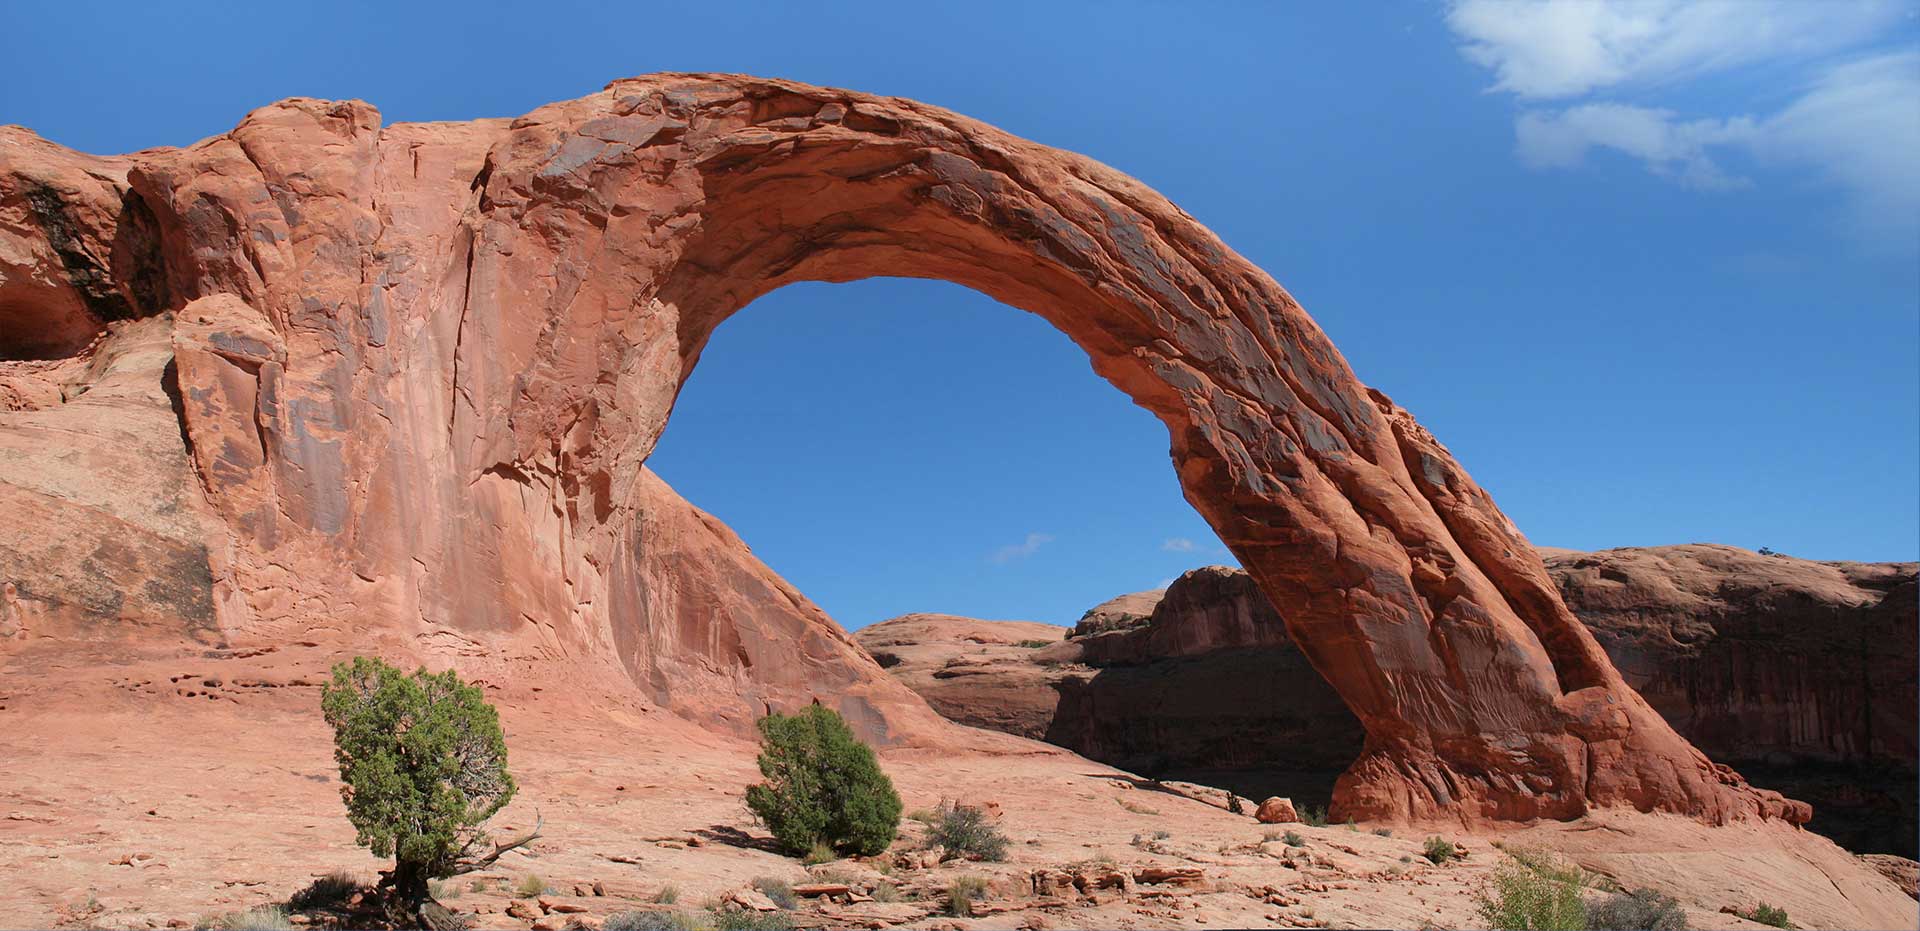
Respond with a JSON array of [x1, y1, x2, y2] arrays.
[[2, 638, 1911, 930]]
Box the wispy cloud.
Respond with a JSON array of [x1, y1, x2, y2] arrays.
[[1161, 537, 1196, 553], [1515, 104, 1757, 189], [1445, 0, 1920, 244], [988, 532, 1054, 565], [1447, 0, 1904, 100]]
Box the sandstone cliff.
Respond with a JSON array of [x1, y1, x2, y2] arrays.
[[858, 546, 1917, 853]]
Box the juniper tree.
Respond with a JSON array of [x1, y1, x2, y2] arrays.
[[321, 656, 534, 925], [744, 704, 902, 857]]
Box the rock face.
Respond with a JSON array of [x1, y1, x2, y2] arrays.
[[1550, 545, 1918, 856], [855, 613, 1068, 738], [0, 73, 1794, 824], [862, 546, 1916, 852]]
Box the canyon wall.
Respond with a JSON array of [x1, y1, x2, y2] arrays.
[[858, 545, 1916, 852]]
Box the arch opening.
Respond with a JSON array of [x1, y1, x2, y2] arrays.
[[645, 274, 1361, 810]]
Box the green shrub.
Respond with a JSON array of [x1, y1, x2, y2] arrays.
[[198, 907, 293, 931], [1227, 792, 1245, 815], [744, 705, 902, 858], [1015, 639, 1053, 648], [1423, 836, 1456, 865], [712, 908, 794, 931], [751, 877, 796, 910], [603, 911, 700, 931], [652, 885, 681, 905], [1372, 827, 1393, 837], [802, 841, 836, 865], [1744, 904, 1791, 928], [1283, 830, 1306, 847], [1475, 851, 1588, 931], [946, 876, 989, 917], [1587, 888, 1688, 931], [1502, 846, 1591, 886], [1300, 805, 1329, 827], [927, 801, 1011, 861], [870, 882, 901, 903], [289, 871, 360, 910], [320, 656, 516, 908], [515, 875, 549, 898]]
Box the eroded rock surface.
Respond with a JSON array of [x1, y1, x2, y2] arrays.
[[0, 74, 1797, 824], [862, 546, 1917, 852]]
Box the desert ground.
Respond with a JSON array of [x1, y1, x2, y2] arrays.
[[3, 635, 1912, 931]]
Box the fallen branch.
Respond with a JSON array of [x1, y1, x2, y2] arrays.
[[449, 811, 543, 875]]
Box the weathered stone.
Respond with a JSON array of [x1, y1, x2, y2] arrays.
[[1255, 797, 1299, 824], [0, 74, 1795, 826]]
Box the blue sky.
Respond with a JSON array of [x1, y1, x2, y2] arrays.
[[6, 2, 1915, 628]]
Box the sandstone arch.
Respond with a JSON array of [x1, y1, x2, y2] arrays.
[[0, 74, 1805, 826]]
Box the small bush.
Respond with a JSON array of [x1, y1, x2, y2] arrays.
[[1587, 888, 1688, 931], [289, 871, 360, 910], [946, 876, 989, 917], [745, 705, 902, 858], [1475, 850, 1588, 931], [1744, 904, 1791, 928], [199, 907, 293, 931], [927, 802, 1011, 862], [751, 877, 796, 910], [802, 841, 836, 865], [515, 875, 549, 897], [906, 808, 938, 825], [1300, 805, 1329, 827], [1284, 830, 1306, 847], [1423, 836, 1456, 865], [712, 908, 794, 931], [427, 879, 461, 901], [871, 881, 901, 903], [603, 911, 700, 931], [1227, 792, 1246, 815], [1372, 828, 1393, 837], [1015, 639, 1053, 648], [652, 885, 681, 905]]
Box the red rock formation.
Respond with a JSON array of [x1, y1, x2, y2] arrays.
[[854, 613, 1067, 738], [0, 73, 1797, 825], [865, 547, 1915, 849], [1545, 545, 1917, 768]]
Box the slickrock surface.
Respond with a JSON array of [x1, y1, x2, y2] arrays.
[[859, 546, 1918, 854], [0, 72, 1800, 826], [0, 649, 1912, 930]]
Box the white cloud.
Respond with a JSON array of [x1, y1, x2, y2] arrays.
[[1446, 1, 1920, 243], [1515, 104, 1757, 189], [988, 532, 1054, 564], [1161, 537, 1196, 552], [1446, 0, 1904, 99], [1755, 51, 1920, 242]]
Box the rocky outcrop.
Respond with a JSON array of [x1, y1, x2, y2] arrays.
[[858, 568, 1364, 802], [863, 546, 1917, 852], [1544, 545, 1916, 768], [1550, 545, 1918, 856], [855, 614, 1068, 738], [0, 74, 1792, 825]]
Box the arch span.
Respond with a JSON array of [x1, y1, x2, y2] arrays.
[[11, 74, 1806, 826]]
